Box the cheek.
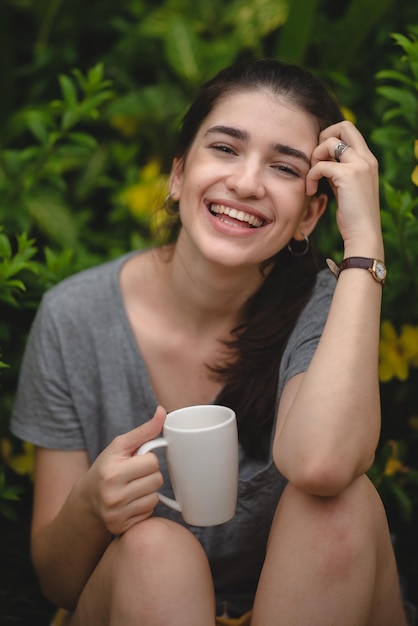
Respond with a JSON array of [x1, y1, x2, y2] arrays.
[[273, 186, 308, 215], [180, 167, 213, 200]]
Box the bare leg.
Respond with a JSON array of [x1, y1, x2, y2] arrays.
[[252, 475, 407, 626], [69, 517, 216, 626]]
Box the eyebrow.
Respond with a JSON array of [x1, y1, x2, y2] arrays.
[[205, 125, 311, 166]]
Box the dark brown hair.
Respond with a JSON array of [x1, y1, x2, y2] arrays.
[[165, 59, 344, 458]]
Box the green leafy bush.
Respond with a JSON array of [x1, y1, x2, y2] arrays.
[[1, 1, 418, 622], [368, 29, 418, 602]]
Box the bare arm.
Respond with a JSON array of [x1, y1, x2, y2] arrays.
[[31, 448, 111, 609], [273, 121, 383, 496], [31, 407, 166, 609]]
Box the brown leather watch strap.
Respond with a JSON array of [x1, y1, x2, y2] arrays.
[[339, 257, 374, 272], [326, 256, 386, 285]]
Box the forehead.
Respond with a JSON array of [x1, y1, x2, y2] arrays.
[[207, 89, 316, 128], [212, 89, 319, 127], [199, 89, 319, 146]]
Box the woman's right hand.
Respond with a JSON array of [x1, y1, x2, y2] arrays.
[[84, 405, 167, 535]]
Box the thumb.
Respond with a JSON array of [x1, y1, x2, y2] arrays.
[[115, 405, 167, 456]]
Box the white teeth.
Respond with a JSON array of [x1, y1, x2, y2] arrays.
[[210, 204, 263, 228]]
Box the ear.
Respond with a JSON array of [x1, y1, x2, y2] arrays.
[[293, 193, 328, 240], [168, 158, 184, 201]]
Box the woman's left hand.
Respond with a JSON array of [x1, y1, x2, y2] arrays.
[[306, 120, 382, 253]]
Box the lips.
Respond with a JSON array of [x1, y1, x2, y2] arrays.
[[209, 203, 264, 228]]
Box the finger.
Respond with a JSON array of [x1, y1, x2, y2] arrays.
[[317, 122, 374, 163], [319, 120, 370, 151], [98, 464, 162, 522], [106, 492, 160, 535], [112, 405, 167, 456], [306, 137, 376, 197], [311, 137, 355, 165], [305, 160, 340, 196], [107, 467, 164, 507], [124, 449, 162, 483], [107, 445, 165, 487], [126, 491, 160, 518]]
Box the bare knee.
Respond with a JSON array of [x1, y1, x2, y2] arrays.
[[83, 518, 215, 624], [115, 517, 202, 566], [274, 476, 387, 579], [254, 478, 406, 626]]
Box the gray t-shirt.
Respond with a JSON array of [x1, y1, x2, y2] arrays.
[[10, 251, 335, 617]]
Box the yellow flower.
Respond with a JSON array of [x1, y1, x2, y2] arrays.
[[399, 324, 418, 366], [341, 106, 356, 124], [1, 438, 34, 476], [120, 160, 168, 225], [383, 440, 409, 476], [379, 321, 408, 382], [412, 140, 418, 186]]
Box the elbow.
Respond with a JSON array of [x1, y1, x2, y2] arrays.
[[287, 462, 351, 497], [274, 447, 376, 497]]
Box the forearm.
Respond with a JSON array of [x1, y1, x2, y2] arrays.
[[274, 252, 383, 495], [31, 474, 112, 610]]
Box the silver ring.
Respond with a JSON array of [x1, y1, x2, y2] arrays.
[[334, 141, 350, 162]]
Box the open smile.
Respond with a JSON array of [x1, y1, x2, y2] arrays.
[[208, 203, 265, 228]]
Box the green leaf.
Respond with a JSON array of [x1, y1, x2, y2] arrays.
[[164, 17, 202, 85], [375, 69, 415, 88], [0, 278, 26, 290], [376, 86, 418, 126], [0, 234, 12, 259], [276, 0, 316, 61], [61, 109, 79, 131], [87, 63, 104, 84], [223, 0, 287, 51], [86, 63, 111, 90], [25, 192, 78, 247], [1, 486, 23, 501], [16, 232, 38, 257], [58, 73, 78, 109], [68, 132, 98, 149], [76, 91, 114, 118], [24, 109, 51, 144]]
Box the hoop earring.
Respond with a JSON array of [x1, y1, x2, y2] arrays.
[[287, 234, 310, 256], [164, 192, 178, 214]]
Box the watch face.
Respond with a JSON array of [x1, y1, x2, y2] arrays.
[[374, 260, 386, 281]]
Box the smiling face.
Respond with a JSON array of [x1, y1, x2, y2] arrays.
[[169, 89, 328, 269]]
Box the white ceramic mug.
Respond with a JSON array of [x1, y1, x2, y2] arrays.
[[137, 404, 238, 526]]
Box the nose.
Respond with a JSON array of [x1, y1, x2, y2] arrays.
[[225, 159, 266, 199]]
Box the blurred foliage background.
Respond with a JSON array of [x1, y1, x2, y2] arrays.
[[0, 0, 417, 623]]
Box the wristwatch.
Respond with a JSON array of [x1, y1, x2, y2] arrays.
[[326, 257, 387, 285]]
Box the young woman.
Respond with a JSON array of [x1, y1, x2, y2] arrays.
[[10, 59, 408, 625]]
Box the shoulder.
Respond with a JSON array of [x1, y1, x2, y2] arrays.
[[288, 268, 336, 341], [312, 267, 337, 299], [41, 252, 137, 320], [299, 268, 336, 318], [44, 253, 129, 301], [277, 269, 336, 389]]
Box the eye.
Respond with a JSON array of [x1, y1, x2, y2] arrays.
[[272, 163, 300, 177], [210, 144, 237, 155]]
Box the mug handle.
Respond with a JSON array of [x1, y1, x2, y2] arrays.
[[136, 438, 182, 513]]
